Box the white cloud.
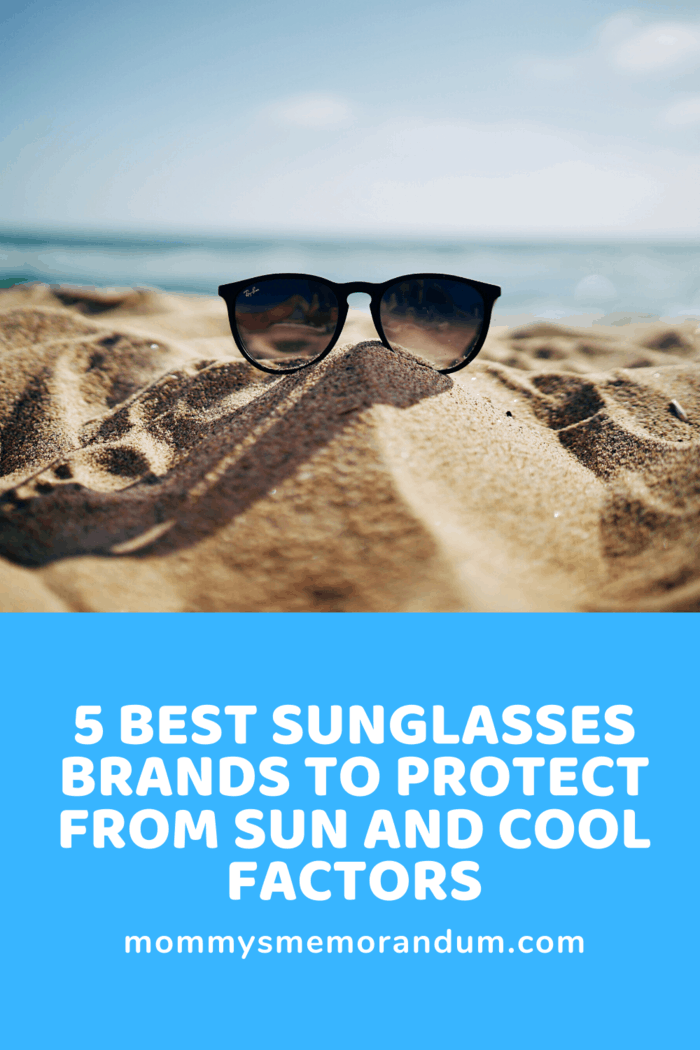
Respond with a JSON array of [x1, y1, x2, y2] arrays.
[[219, 118, 685, 235], [664, 96, 700, 126], [609, 21, 700, 74], [271, 93, 353, 130], [351, 161, 658, 234], [524, 15, 700, 85]]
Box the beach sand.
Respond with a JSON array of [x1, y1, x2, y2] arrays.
[[0, 282, 698, 612]]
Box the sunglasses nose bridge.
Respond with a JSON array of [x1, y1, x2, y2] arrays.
[[340, 281, 379, 298]]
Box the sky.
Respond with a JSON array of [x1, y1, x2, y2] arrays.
[[1, 0, 700, 238]]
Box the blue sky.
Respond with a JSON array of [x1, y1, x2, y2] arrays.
[[2, 0, 700, 236]]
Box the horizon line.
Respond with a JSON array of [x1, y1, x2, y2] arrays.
[[2, 222, 700, 248]]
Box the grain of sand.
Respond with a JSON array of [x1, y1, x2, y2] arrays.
[[0, 282, 698, 611]]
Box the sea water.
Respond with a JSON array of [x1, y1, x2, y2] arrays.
[[1, 227, 699, 323]]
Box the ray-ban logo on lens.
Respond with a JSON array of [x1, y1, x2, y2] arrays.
[[244, 286, 259, 297]]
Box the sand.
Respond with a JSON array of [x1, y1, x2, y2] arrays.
[[0, 282, 698, 612]]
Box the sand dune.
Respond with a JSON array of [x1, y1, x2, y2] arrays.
[[0, 282, 698, 611]]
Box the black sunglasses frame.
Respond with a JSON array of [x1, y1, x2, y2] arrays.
[[218, 272, 501, 376]]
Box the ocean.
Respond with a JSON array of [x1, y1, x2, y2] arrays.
[[1, 227, 700, 324]]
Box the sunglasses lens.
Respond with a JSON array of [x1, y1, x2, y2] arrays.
[[379, 277, 485, 370], [233, 278, 339, 371]]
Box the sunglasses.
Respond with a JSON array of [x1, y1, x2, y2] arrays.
[[218, 272, 501, 375]]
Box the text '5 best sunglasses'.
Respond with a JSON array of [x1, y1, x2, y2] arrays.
[[218, 273, 501, 375]]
